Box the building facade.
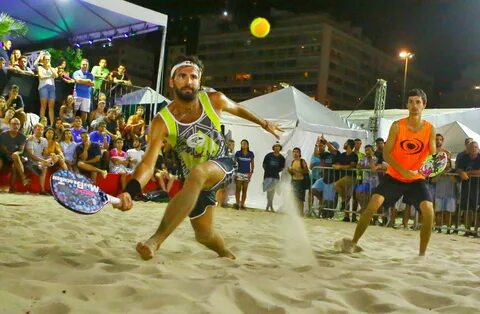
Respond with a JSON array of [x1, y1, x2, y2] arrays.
[[194, 13, 433, 109]]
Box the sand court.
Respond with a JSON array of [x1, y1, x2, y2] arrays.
[[1, 193, 480, 313]]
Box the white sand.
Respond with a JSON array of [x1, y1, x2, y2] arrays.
[[1, 193, 480, 313]]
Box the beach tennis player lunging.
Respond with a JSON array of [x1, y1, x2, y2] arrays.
[[114, 56, 282, 260], [340, 89, 436, 256]]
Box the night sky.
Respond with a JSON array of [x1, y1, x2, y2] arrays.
[[131, 0, 480, 93]]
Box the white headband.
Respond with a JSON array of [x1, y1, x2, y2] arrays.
[[170, 61, 201, 78]]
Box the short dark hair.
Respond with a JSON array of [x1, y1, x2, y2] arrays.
[[10, 84, 19, 91], [436, 133, 444, 140], [293, 147, 301, 154], [345, 139, 355, 150], [365, 144, 373, 150], [407, 88, 427, 105], [375, 137, 384, 143], [354, 138, 361, 142]]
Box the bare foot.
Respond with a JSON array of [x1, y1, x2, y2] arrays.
[[219, 248, 236, 259], [334, 238, 363, 253], [136, 240, 159, 260]]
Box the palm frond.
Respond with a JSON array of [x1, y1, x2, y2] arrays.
[[0, 12, 28, 39]]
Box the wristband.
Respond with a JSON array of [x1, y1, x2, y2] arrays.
[[124, 179, 141, 197]]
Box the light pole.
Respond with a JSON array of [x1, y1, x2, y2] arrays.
[[399, 50, 414, 108]]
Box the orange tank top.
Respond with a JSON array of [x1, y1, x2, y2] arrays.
[[386, 118, 432, 182]]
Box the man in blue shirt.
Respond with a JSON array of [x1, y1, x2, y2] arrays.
[[73, 58, 95, 125], [89, 121, 111, 150]]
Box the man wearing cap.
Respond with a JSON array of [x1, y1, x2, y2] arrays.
[[262, 142, 286, 212], [114, 55, 283, 260]]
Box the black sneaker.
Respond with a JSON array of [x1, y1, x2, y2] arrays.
[[342, 216, 351, 222]]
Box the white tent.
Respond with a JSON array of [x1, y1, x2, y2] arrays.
[[337, 108, 480, 141], [437, 121, 480, 154], [221, 86, 369, 209], [118, 87, 171, 120]]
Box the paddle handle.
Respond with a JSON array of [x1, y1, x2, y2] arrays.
[[106, 194, 122, 205]]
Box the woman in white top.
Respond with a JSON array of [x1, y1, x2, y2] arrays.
[[37, 53, 58, 126], [0, 108, 15, 132]]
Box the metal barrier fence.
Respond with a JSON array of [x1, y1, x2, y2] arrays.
[[305, 166, 479, 236]]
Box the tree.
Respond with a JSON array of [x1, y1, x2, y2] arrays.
[[47, 47, 83, 71], [0, 13, 28, 40]]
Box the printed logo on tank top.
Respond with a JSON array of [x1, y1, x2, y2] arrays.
[[400, 138, 425, 155]]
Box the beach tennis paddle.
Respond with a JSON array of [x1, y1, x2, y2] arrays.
[[418, 152, 448, 178], [50, 170, 121, 214]]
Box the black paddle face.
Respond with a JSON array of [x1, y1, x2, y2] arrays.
[[50, 170, 108, 215]]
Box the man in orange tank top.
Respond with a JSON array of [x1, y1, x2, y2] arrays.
[[339, 89, 436, 256]]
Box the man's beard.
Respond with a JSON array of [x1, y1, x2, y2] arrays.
[[174, 86, 199, 101]]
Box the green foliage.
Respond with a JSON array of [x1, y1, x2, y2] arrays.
[[46, 47, 83, 71], [0, 13, 28, 40]]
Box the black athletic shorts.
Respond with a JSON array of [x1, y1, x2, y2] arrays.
[[189, 157, 236, 219], [374, 175, 432, 210]]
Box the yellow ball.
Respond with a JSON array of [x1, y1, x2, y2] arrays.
[[250, 17, 270, 38]]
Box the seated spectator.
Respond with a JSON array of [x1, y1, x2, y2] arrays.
[[0, 95, 6, 118], [89, 121, 111, 151], [75, 131, 107, 181], [5, 85, 27, 131], [12, 55, 34, 75], [104, 108, 121, 141], [70, 116, 86, 143], [89, 100, 106, 129], [125, 106, 145, 138], [59, 95, 75, 127], [154, 159, 177, 193], [288, 147, 310, 216], [0, 108, 15, 132], [52, 117, 65, 140], [44, 127, 67, 170], [333, 139, 359, 222], [59, 129, 77, 171], [24, 124, 51, 194], [39, 116, 48, 127], [38, 53, 58, 126], [126, 138, 145, 169], [0, 118, 28, 189], [109, 138, 133, 189]]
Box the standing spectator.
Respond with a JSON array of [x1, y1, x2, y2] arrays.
[[12, 55, 34, 75], [9, 49, 21, 67], [0, 117, 28, 189], [38, 53, 58, 126], [127, 138, 145, 169], [263, 142, 285, 212], [455, 138, 474, 168], [0, 41, 10, 67], [55, 59, 68, 74], [456, 141, 480, 237], [109, 64, 132, 105], [5, 85, 26, 131], [374, 137, 385, 164], [73, 59, 94, 125], [75, 131, 107, 181], [216, 139, 235, 207], [355, 144, 382, 213], [235, 139, 254, 210], [59, 95, 75, 126], [311, 138, 339, 218], [0, 57, 7, 96], [59, 129, 77, 171], [333, 139, 359, 222], [288, 147, 310, 216], [91, 58, 109, 99]]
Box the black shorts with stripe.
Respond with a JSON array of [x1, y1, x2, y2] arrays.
[[189, 157, 236, 220], [374, 175, 433, 210]]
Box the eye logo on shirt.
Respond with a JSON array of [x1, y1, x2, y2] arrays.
[[400, 138, 424, 155]]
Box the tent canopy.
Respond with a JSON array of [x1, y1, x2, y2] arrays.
[[437, 121, 480, 154], [3, 0, 168, 46], [118, 87, 170, 106]]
